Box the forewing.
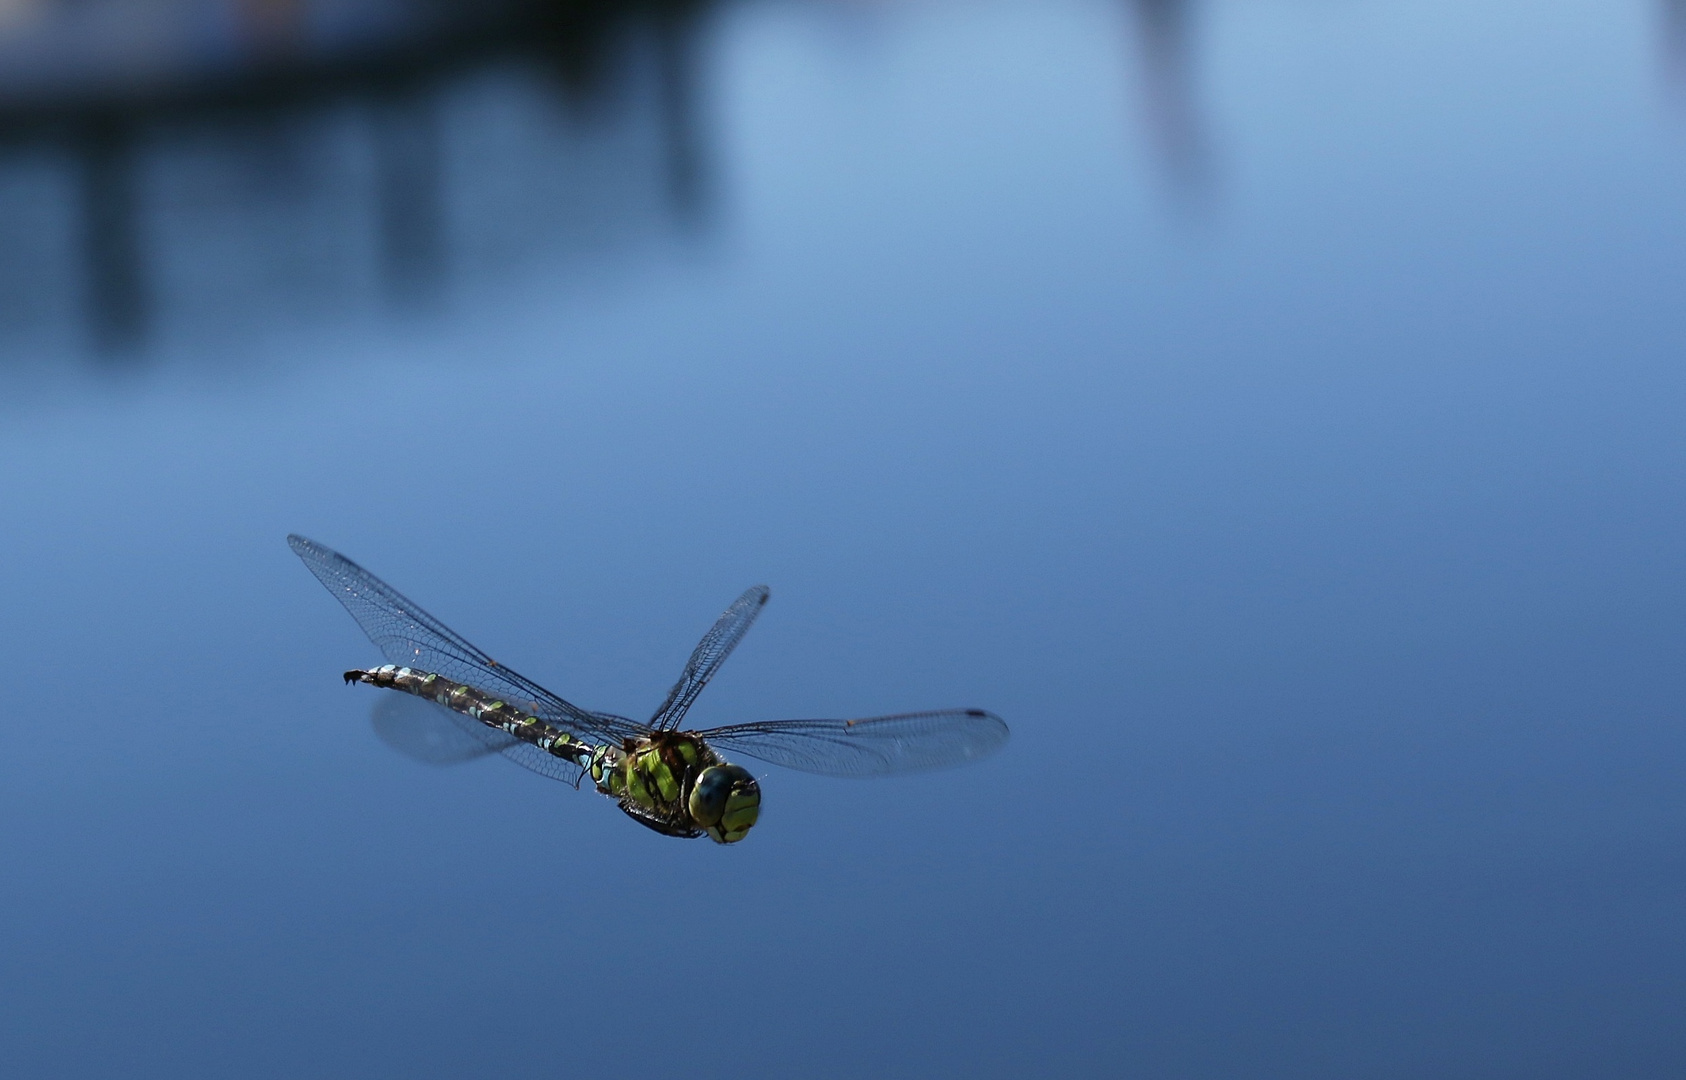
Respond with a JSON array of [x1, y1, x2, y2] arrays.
[[650, 585, 770, 730], [289, 535, 646, 746], [693, 709, 1009, 777], [369, 695, 589, 785]]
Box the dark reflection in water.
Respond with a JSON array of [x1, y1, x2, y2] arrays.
[[0, 0, 714, 357], [369, 88, 444, 305], [76, 112, 148, 349], [1119, 0, 1210, 205], [1664, 0, 1686, 107]]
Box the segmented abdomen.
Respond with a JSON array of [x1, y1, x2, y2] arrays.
[[348, 665, 591, 764]]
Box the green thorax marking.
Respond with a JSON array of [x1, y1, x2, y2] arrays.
[[593, 732, 721, 838]]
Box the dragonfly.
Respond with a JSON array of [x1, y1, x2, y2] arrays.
[[288, 535, 1009, 843]]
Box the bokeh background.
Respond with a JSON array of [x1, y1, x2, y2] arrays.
[[1, 1, 1684, 1076]]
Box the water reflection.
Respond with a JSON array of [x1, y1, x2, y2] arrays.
[[11, 0, 1686, 365], [1663, 0, 1686, 108], [1119, 0, 1210, 205], [0, 0, 714, 358], [77, 112, 146, 349]]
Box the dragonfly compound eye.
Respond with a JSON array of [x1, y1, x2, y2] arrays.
[[689, 764, 760, 843]]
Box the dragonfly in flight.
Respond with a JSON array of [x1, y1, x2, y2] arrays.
[[288, 536, 1009, 843]]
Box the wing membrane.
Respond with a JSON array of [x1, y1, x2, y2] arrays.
[[289, 535, 646, 748], [693, 709, 1009, 777], [369, 696, 603, 786], [650, 585, 770, 730], [371, 693, 510, 765]]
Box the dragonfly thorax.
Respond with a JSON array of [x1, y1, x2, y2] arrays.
[[591, 734, 760, 844]]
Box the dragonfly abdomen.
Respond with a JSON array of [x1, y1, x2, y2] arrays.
[[347, 665, 590, 763]]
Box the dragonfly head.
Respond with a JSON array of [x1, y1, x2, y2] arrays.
[[688, 763, 760, 844]]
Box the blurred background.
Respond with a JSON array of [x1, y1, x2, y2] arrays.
[[0, 1, 1683, 1077]]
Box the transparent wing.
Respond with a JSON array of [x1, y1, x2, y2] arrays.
[[650, 585, 770, 730], [369, 695, 592, 785], [497, 710, 637, 786], [497, 741, 591, 786], [371, 693, 509, 765], [289, 534, 647, 747], [692, 709, 1010, 777]]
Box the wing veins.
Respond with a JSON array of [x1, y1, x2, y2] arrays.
[[650, 585, 770, 731], [288, 534, 645, 748], [691, 710, 1010, 777]]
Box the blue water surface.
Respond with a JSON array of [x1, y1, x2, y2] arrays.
[[0, 1, 1683, 1077]]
